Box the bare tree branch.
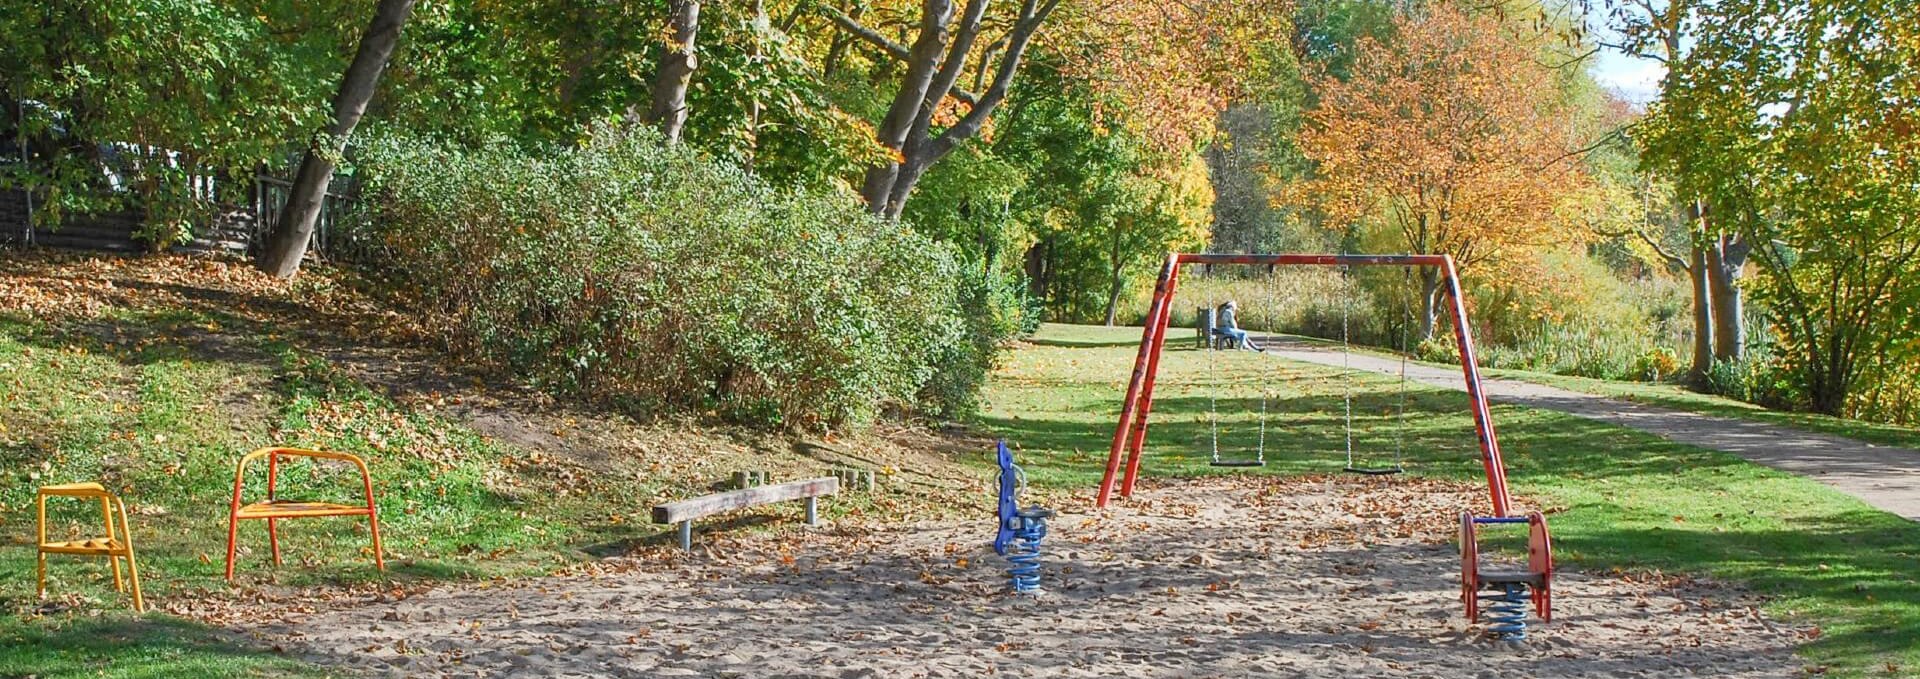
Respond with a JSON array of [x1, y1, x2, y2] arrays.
[[1532, 123, 1634, 172], [820, 4, 980, 104], [925, 0, 1060, 161]]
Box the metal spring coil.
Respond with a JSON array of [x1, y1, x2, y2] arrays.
[[1006, 513, 1048, 594], [1479, 582, 1530, 640]]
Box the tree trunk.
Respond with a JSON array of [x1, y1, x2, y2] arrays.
[[858, 0, 956, 213], [1707, 233, 1748, 362], [257, 0, 416, 279], [1103, 235, 1126, 326], [1688, 243, 1715, 380], [648, 0, 701, 143], [1417, 267, 1444, 341], [743, 0, 767, 166], [1807, 342, 1850, 415], [1024, 238, 1051, 310], [850, 0, 1058, 219]]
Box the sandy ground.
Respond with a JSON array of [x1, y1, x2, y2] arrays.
[[235, 477, 1803, 678]]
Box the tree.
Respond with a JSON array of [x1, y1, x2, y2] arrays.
[[1095, 155, 1212, 325], [258, 0, 418, 278], [1599, 0, 1751, 377], [1642, 0, 1920, 415], [0, 0, 346, 241], [646, 0, 701, 143], [1047, 0, 1296, 157], [825, 0, 1061, 221], [1607, 190, 1717, 378], [1294, 4, 1590, 338]]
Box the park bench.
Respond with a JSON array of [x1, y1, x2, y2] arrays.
[[1195, 306, 1236, 349], [651, 477, 838, 551]]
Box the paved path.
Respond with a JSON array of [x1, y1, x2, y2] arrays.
[[1256, 336, 1920, 520]]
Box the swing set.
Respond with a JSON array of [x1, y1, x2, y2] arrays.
[[1096, 252, 1554, 639], [1194, 262, 1412, 473]]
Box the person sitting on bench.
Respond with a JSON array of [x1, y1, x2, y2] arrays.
[[1215, 300, 1261, 351]]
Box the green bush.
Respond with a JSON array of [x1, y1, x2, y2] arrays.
[[1467, 253, 1686, 380], [920, 267, 1036, 419], [353, 125, 970, 427], [1705, 355, 1802, 410]]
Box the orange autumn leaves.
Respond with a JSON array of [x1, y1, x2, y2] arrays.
[[1052, 0, 1294, 156], [1294, 5, 1590, 279]]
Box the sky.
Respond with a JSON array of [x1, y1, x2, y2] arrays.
[[1590, 49, 1665, 105], [1581, 1, 1667, 105]]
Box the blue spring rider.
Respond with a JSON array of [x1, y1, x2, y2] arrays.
[[993, 440, 1054, 595]]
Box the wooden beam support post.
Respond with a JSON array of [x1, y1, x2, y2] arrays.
[[654, 477, 839, 552]]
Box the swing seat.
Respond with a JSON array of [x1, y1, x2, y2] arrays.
[[1209, 459, 1266, 468], [1343, 465, 1404, 476]]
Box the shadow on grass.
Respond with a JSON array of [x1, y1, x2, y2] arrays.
[[1559, 510, 1920, 666], [1024, 336, 1148, 349], [986, 389, 1754, 488], [0, 614, 328, 678]]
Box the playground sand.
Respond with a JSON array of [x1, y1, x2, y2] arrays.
[[231, 476, 1802, 677]]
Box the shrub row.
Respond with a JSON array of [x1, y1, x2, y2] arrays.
[[352, 125, 973, 427]]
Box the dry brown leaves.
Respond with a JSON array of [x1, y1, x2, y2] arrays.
[[0, 250, 431, 345]]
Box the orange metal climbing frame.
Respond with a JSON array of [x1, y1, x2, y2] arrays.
[[225, 447, 385, 580]]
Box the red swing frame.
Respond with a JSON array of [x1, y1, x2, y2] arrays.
[[1094, 251, 1552, 629], [1094, 252, 1513, 516]]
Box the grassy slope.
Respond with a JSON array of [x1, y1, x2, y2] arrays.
[[0, 310, 642, 677], [0, 254, 984, 678], [993, 323, 1920, 677]]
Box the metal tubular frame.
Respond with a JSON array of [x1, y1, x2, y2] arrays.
[[225, 447, 385, 581], [1096, 253, 1514, 517]]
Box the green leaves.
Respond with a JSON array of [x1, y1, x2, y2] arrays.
[[1642, 0, 1920, 417], [354, 124, 971, 428], [1, 0, 350, 237]]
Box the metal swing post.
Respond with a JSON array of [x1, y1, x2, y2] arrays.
[[1120, 257, 1183, 496], [1098, 254, 1179, 507], [1439, 257, 1510, 516]]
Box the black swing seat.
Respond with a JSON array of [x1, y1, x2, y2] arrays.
[[1343, 465, 1404, 476], [1475, 569, 1547, 587], [1210, 460, 1266, 468]]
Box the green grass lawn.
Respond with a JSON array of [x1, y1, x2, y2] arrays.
[[1067, 318, 1920, 451], [988, 323, 1920, 677], [1480, 368, 1920, 452]]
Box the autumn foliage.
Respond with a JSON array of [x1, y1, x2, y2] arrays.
[[1051, 0, 1296, 155], [1293, 4, 1589, 332]]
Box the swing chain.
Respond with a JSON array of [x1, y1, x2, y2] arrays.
[[1395, 266, 1412, 469], [1207, 274, 1221, 465], [1340, 265, 1355, 470]]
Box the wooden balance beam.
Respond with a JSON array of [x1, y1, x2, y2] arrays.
[[652, 477, 839, 551]]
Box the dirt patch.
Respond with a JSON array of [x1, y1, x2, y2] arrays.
[[234, 476, 1803, 678]]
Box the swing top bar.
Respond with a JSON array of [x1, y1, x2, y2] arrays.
[[1098, 252, 1515, 518], [1176, 253, 1451, 267]]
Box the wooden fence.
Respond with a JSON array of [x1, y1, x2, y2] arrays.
[[0, 174, 363, 257]]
